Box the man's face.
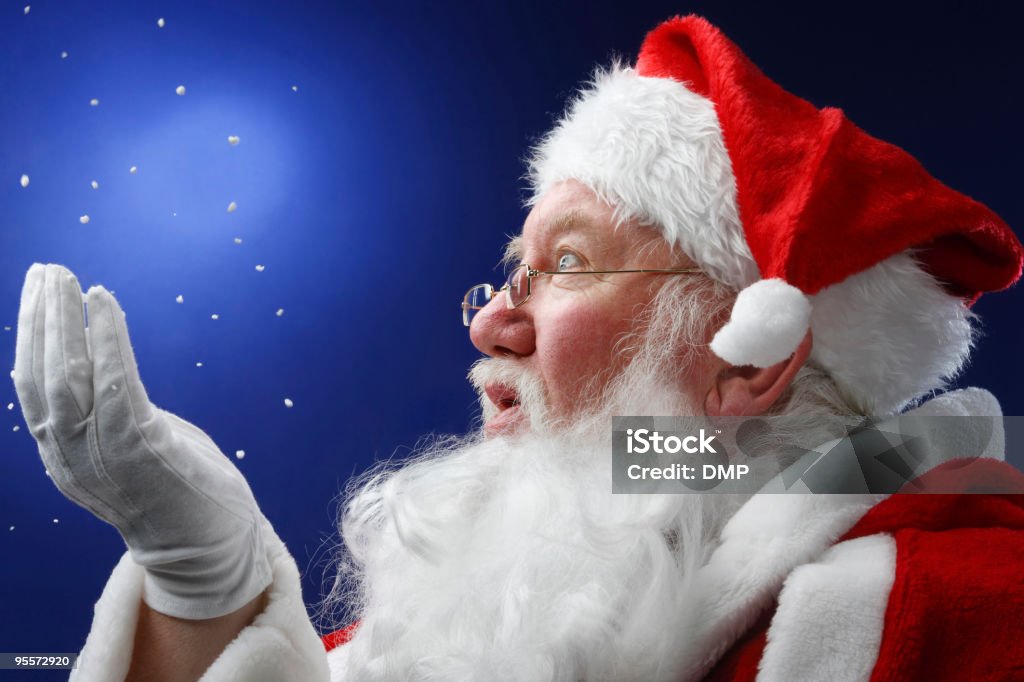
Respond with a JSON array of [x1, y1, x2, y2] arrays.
[[470, 180, 705, 436]]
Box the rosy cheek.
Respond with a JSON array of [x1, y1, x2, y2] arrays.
[[535, 304, 630, 406]]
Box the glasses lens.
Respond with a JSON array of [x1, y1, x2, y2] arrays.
[[462, 284, 493, 327], [506, 265, 529, 308]]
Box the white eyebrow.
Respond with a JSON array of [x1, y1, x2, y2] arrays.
[[501, 235, 523, 269], [500, 210, 590, 268]]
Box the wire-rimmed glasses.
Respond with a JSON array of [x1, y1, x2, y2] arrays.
[[461, 263, 702, 327]]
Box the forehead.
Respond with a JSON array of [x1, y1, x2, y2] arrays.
[[503, 182, 632, 264]]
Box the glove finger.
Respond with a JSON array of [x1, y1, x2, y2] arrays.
[[13, 263, 49, 430], [43, 265, 94, 428], [86, 286, 155, 426]]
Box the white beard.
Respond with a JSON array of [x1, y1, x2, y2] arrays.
[[325, 359, 742, 681]]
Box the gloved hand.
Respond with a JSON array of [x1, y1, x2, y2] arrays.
[[13, 263, 272, 620]]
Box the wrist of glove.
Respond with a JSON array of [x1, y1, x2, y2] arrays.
[[14, 264, 272, 620], [135, 508, 272, 620]]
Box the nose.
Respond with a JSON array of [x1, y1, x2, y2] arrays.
[[469, 290, 536, 358]]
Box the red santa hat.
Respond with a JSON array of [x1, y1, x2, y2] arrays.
[[528, 15, 1022, 415]]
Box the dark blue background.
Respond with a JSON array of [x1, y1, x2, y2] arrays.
[[1, 0, 1021, 666]]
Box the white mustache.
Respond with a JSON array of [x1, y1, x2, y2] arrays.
[[468, 357, 549, 428]]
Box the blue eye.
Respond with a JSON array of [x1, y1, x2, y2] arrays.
[[557, 253, 582, 271]]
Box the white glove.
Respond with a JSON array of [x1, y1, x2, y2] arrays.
[[13, 263, 272, 620]]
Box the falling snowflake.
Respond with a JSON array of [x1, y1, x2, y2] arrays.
[[196, 362, 203, 367], [276, 308, 284, 317], [79, 215, 90, 224], [91, 180, 99, 189], [233, 237, 243, 244], [284, 398, 294, 408], [90, 98, 99, 106], [235, 450, 246, 460], [175, 85, 186, 96], [61, 51, 68, 59], [20, 174, 29, 188], [130, 166, 138, 174], [12, 425, 20, 432], [292, 85, 298, 92], [24, 6, 30, 15], [255, 264, 265, 272], [175, 294, 183, 303], [7, 403, 13, 410], [211, 313, 219, 320], [157, 17, 165, 28], [227, 201, 237, 213], [53, 518, 59, 524], [228, 135, 240, 145]]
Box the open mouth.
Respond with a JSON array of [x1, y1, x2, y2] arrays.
[[486, 384, 521, 412], [484, 384, 525, 436]]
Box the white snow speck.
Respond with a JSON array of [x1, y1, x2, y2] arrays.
[[12, 425, 20, 432], [196, 361, 203, 367], [8, 526, 13, 531], [91, 180, 99, 189], [157, 17, 165, 28], [129, 166, 138, 174], [111, 384, 118, 392], [79, 215, 90, 224], [53, 518, 59, 524], [24, 6, 30, 15], [6, 403, 12, 410], [175, 294, 183, 304], [211, 313, 219, 320], [228, 135, 240, 145], [233, 237, 243, 244], [9, 370, 14, 379], [175, 85, 186, 96], [291, 85, 298, 92], [255, 264, 265, 272], [3, 326, 9, 331], [284, 398, 294, 408], [90, 98, 99, 107], [275, 308, 284, 317], [227, 201, 237, 213], [61, 51, 68, 59], [20, 174, 29, 188], [235, 450, 246, 460]]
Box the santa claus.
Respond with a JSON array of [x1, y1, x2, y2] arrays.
[[13, 15, 1024, 682]]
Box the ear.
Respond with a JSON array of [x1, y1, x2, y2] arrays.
[[703, 330, 813, 417]]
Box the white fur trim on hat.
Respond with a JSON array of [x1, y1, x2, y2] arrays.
[[527, 64, 759, 290], [710, 279, 811, 368], [809, 253, 976, 415]]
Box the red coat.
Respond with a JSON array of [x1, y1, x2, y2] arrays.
[[709, 459, 1024, 681]]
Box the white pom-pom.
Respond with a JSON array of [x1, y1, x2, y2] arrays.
[[710, 279, 811, 368]]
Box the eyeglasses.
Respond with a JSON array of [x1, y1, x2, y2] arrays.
[[461, 263, 701, 326]]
